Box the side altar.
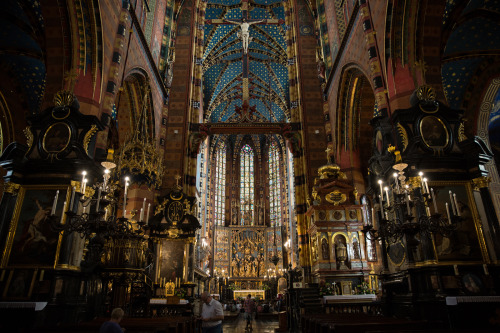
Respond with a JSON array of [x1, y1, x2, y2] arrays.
[[306, 155, 378, 294]]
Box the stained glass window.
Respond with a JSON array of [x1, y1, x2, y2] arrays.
[[240, 144, 254, 225], [269, 142, 282, 227], [214, 140, 226, 226]]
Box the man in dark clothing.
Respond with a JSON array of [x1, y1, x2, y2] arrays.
[[100, 308, 124, 333], [243, 294, 255, 331]]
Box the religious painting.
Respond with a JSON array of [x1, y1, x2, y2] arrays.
[[430, 182, 484, 262], [214, 227, 230, 273], [462, 273, 483, 295], [341, 281, 352, 295], [278, 277, 287, 294], [3, 186, 69, 267], [159, 240, 185, 283], [2, 269, 36, 299], [321, 237, 330, 260], [351, 235, 361, 260], [42, 122, 71, 153], [420, 116, 449, 149]]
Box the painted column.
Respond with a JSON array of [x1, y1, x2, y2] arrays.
[[184, 0, 207, 197], [284, 0, 311, 274], [95, 0, 132, 155], [358, 0, 390, 118]]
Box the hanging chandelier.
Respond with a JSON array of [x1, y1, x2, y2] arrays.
[[115, 86, 164, 188], [362, 147, 462, 245]]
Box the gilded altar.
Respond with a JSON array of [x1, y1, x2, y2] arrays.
[[214, 225, 283, 279], [233, 289, 266, 300]]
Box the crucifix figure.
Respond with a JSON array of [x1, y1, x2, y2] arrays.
[[204, 1, 283, 120], [224, 18, 265, 54]]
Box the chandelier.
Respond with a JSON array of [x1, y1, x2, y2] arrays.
[[362, 147, 462, 245], [47, 164, 151, 270], [115, 86, 164, 188]]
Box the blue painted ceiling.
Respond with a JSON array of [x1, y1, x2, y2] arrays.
[[442, 0, 500, 109], [203, 0, 289, 123], [1, 0, 46, 114]]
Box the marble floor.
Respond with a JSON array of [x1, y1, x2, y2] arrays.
[[222, 313, 281, 333]]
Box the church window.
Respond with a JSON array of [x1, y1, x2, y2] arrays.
[[269, 142, 282, 227], [214, 140, 226, 226], [240, 144, 254, 225]]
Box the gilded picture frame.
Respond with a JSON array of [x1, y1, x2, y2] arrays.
[[2, 268, 37, 300], [428, 181, 487, 263], [420, 116, 449, 149], [1, 185, 71, 268], [42, 122, 72, 154]]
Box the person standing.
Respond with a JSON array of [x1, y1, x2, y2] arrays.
[[243, 294, 255, 331], [100, 308, 124, 333], [200, 292, 224, 333]]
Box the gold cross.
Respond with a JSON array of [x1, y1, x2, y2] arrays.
[[325, 147, 332, 161], [175, 174, 181, 186]]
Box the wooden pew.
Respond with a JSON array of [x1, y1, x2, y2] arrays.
[[32, 316, 195, 333]]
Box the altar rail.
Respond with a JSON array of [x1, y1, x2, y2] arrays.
[[323, 295, 381, 316]]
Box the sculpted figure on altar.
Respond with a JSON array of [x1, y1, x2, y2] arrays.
[[231, 257, 239, 277]]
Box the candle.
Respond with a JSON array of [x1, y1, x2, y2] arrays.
[[60, 201, 66, 223], [406, 189, 411, 215], [426, 206, 431, 217], [51, 190, 59, 215], [103, 169, 110, 189], [124, 209, 126, 218], [378, 180, 383, 196], [453, 193, 460, 216], [82, 179, 87, 197], [69, 186, 76, 210], [384, 187, 390, 205], [393, 173, 399, 193], [384, 211, 388, 220], [147, 203, 151, 224], [445, 203, 451, 224], [431, 188, 438, 214], [142, 198, 146, 219], [419, 172, 425, 190], [96, 187, 102, 212], [449, 191, 456, 215], [423, 178, 429, 194], [123, 177, 129, 218], [379, 194, 384, 215], [140, 208, 144, 221], [81, 171, 87, 192], [104, 207, 108, 221]]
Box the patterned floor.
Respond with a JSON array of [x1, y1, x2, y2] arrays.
[[222, 313, 280, 333]]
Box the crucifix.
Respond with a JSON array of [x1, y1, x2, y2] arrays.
[[205, 0, 284, 120], [175, 174, 182, 187]]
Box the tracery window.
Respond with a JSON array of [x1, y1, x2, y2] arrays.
[[240, 144, 254, 225], [214, 140, 226, 226], [269, 142, 282, 227]]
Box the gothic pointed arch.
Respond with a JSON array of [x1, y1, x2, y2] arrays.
[[336, 65, 375, 186]]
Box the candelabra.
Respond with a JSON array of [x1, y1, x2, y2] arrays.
[[49, 168, 150, 238], [362, 159, 462, 245], [46, 163, 153, 271]]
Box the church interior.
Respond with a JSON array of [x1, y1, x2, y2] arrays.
[[0, 0, 500, 332]]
